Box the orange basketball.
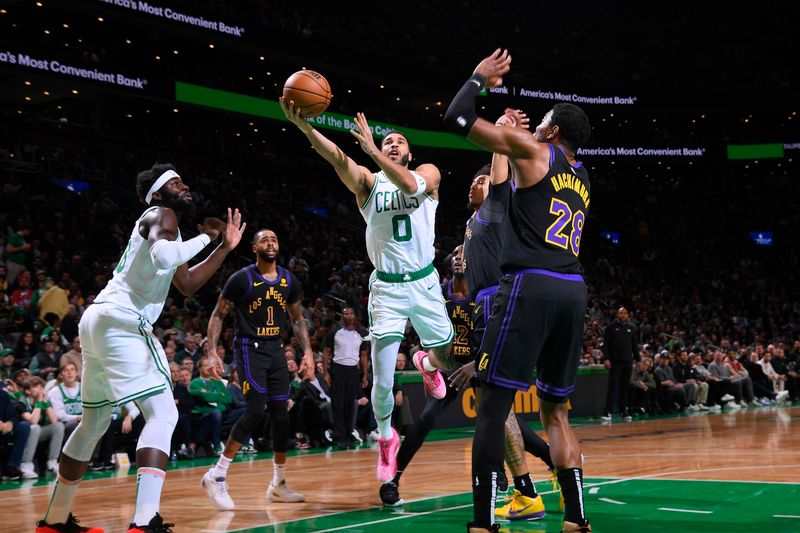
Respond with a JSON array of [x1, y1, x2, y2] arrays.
[[282, 70, 332, 118]]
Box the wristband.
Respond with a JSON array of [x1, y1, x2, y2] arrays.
[[35, 401, 48, 409], [443, 73, 486, 135], [412, 172, 427, 196]]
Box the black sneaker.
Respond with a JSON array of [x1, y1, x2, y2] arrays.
[[127, 512, 174, 533], [35, 513, 103, 532], [496, 470, 508, 493], [379, 481, 404, 506], [87, 462, 104, 472], [2, 464, 22, 480]]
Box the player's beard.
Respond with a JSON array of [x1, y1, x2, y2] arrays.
[[162, 192, 197, 217], [257, 250, 277, 263]]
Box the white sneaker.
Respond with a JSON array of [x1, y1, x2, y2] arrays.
[[266, 479, 305, 503], [201, 469, 235, 510], [726, 401, 741, 410], [688, 404, 700, 412], [352, 429, 363, 443], [46, 459, 59, 472], [749, 400, 761, 407], [739, 400, 748, 408], [697, 404, 710, 411], [20, 462, 38, 479], [708, 404, 722, 412], [776, 390, 789, 403], [367, 430, 380, 442], [720, 394, 734, 402]]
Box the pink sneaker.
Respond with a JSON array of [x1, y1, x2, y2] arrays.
[[376, 427, 400, 482], [412, 351, 446, 399]]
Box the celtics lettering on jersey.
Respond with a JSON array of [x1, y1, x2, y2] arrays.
[[360, 171, 438, 273]]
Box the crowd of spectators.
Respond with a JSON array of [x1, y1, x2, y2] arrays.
[[1, 105, 798, 482]]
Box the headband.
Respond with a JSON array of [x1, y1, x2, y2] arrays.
[[145, 169, 180, 204]]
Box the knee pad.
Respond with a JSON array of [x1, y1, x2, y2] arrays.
[[267, 401, 289, 452], [136, 392, 179, 455], [231, 410, 265, 444], [62, 406, 114, 462]]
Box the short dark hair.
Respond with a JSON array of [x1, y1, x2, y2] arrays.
[[380, 130, 412, 152], [551, 103, 591, 152], [252, 228, 277, 244], [136, 162, 177, 205], [473, 164, 491, 180]]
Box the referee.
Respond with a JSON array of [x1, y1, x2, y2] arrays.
[[322, 307, 368, 449], [601, 307, 639, 421]]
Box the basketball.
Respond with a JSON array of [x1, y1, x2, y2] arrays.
[[282, 70, 332, 118]]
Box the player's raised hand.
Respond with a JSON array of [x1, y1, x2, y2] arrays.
[[496, 108, 529, 129], [474, 48, 512, 88], [279, 97, 313, 134], [349, 112, 380, 158], [221, 207, 246, 251]]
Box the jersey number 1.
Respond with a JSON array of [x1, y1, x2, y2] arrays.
[[545, 198, 584, 257]]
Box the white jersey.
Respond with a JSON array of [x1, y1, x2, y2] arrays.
[[360, 170, 437, 273], [95, 207, 180, 324]]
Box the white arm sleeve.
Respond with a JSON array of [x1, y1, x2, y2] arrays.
[[123, 402, 141, 420], [149, 233, 212, 270]]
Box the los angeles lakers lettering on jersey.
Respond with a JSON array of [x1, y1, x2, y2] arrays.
[[443, 280, 474, 364], [360, 170, 437, 273], [501, 144, 590, 274], [221, 264, 300, 339], [95, 206, 181, 324]]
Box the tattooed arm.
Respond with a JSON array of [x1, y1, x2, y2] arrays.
[[207, 295, 234, 349], [288, 300, 315, 381]]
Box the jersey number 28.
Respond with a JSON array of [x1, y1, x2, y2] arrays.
[[545, 198, 584, 257]]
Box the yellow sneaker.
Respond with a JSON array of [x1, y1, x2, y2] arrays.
[[550, 469, 564, 513], [495, 489, 546, 521]]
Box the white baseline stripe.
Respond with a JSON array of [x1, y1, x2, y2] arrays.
[[774, 515, 800, 519], [659, 507, 712, 514], [598, 497, 626, 505]]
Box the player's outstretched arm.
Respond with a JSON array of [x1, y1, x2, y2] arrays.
[[349, 112, 441, 197], [280, 97, 375, 204], [444, 49, 546, 161], [171, 208, 246, 296]]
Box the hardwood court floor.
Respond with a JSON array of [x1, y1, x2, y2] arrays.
[[4, 405, 800, 532]]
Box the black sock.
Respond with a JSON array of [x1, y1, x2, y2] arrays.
[[513, 473, 537, 498], [392, 471, 402, 485], [472, 472, 498, 528], [557, 468, 587, 525]]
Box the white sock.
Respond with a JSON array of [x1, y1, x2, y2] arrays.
[[44, 475, 80, 524], [421, 353, 436, 372], [376, 413, 393, 438], [371, 338, 400, 439], [133, 467, 166, 526], [212, 454, 232, 479], [273, 462, 286, 485]]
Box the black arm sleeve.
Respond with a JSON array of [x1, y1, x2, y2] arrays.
[[443, 73, 486, 135]]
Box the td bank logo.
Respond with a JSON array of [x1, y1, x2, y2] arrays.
[[461, 385, 571, 418], [477, 352, 490, 372]]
